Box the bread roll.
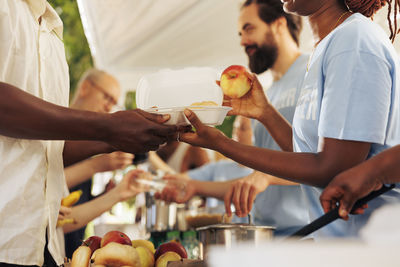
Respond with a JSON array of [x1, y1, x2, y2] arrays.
[[94, 242, 140, 267]]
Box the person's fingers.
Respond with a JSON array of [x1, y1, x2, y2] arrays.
[[152, 124, 178, 138], [137, 109, 171, 124], [177, 124, 193, 133], [320, 186, 342, 213], [339, 190, 358, 219], [183, 109, 205, 131], [248, 185, 257, 214], [179, 132, 199, 145], [59, 206, 72, 216], [351, 207, 366, 215], [216, 80, 221, 87], [232, 183, 242, 217], [240, 182, 251, 215], [120, 153, 135, 160], [224, 186, 234, 217], [223, 95, 232, 101], [163, 175, 178, 181]]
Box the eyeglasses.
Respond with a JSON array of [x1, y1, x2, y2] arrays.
[[88, 79, 119, 107]]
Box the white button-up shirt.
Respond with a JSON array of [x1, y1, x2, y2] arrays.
[[0, 0, 69, 265]]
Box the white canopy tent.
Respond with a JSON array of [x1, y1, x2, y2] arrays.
[[77, 0, 400, 95]]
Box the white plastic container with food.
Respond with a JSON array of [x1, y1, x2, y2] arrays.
[[136, 67, 232, 126]]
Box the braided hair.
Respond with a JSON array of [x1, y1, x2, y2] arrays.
[[345, 0, 400, 42]]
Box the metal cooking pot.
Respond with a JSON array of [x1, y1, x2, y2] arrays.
[[196, 215, 275, 259], [145, 193, 177, 231], [145, 193, 190, 232]]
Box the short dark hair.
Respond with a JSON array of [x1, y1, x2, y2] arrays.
[[242, 0, 302, 46]]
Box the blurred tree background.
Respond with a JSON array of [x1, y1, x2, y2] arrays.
[[49, 0, 93, 99]]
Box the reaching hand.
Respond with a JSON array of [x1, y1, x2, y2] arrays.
[[222, 74, 270, 120], [155, 176, 196, 203], [320, 166, 382, 219], [107, 109, 178, 153], [58, 205, 72, 221], [115, 169, 150, 201], [95, 151, 134, 173], [224, 172, 270, 217], [179, 109, 228, 150]]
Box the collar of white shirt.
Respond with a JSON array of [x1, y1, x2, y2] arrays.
[[25, 0, 63, 40]]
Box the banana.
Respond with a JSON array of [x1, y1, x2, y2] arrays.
[[61, 190, 83, 207], [56, 218, 76, 227]]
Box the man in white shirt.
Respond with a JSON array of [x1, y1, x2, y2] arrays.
[[0, 1, 179, 266]]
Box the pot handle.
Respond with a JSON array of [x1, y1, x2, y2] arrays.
[[247, 213, 253, 225], [289, 184, 395, 238]]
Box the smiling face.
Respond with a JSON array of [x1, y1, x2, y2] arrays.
[[281, 0, 327, 16], [238, 3, 279, 74]]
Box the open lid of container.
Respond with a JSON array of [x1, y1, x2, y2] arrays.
[[136, 67, 223, 109]]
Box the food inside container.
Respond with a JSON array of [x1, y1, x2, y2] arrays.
[[185, 207, 232, 229]]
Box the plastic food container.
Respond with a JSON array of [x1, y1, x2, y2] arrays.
[[137, 67, 231, 126], [145, 106, 232, 126]]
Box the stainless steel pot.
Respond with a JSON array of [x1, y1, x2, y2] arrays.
[[196, 215, 275, 259], [145, 193, 190, 232], [145, 193, 177, 231]]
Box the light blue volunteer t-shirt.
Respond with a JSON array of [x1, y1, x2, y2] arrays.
[[292, 13, 400, 238], [251, 54, 310, 235]]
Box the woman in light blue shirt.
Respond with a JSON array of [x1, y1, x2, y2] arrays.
[[176, 0, 400, 239]]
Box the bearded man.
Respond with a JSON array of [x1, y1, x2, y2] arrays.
[[236, 0, 311, 235]]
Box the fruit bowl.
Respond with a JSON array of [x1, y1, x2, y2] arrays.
[[145, 106, 232, 126]]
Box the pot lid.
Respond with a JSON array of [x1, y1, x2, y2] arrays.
[[196, 223, 275, 231]]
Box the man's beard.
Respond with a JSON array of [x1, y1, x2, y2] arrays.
[[247, 39, 278, 74]]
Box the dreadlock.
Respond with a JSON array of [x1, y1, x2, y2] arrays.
[[345, 0, 400, 42]]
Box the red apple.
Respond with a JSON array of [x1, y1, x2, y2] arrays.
[[101, 230, 132, 247], [154, 241, 187, 261], [220, 65, 252, 98], [82, 235, 102, 255]]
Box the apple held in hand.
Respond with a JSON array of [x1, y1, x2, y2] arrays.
[[154, 241, 187, 261], [101, 230, 132, 247], [220, 65, 252, 98]]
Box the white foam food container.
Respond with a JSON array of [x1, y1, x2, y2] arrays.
[[136, 67, 223, 109], [145, 106, 232, 126], [137, 67, 230, 126]]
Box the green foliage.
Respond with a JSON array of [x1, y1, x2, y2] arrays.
[[48, 0, 93, 98]]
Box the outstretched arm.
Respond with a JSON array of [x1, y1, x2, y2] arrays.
[[180, 109, 371, 188], [320, 145, 400, 218], [65, 152, 134, 188], [62, 169, 145, 233], [0, 82, 179, 156]]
